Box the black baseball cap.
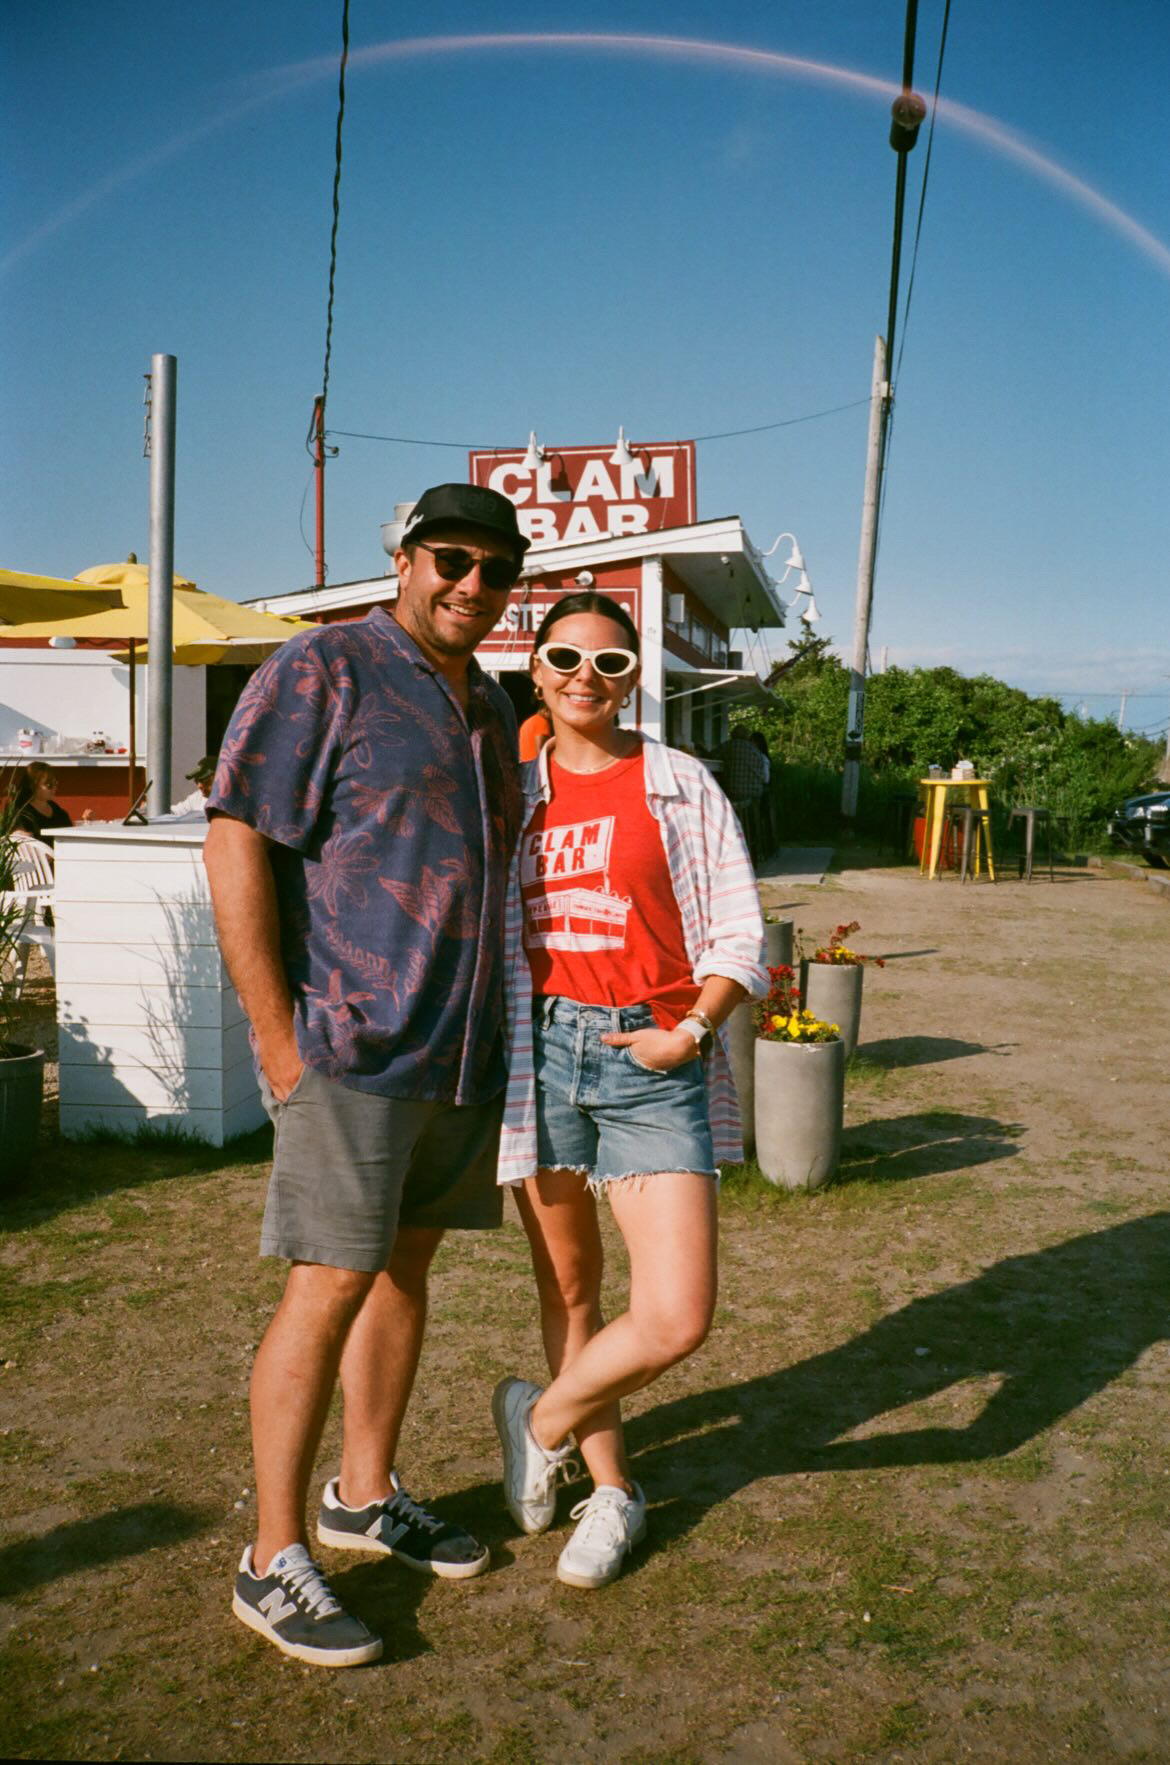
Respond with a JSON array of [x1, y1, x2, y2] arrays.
[[186, 755, 217, 783], [400, 483, 530, 559]]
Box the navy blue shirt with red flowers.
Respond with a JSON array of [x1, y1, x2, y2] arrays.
[[208, 608, 521, 1103]]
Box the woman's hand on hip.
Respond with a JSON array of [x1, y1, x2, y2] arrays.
[[601, 1026, 698, 1071]]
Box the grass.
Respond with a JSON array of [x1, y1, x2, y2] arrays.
[[2, 861, 1169, 1761]]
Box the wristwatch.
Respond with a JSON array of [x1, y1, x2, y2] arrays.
[[677, 1010, 715, 1057]]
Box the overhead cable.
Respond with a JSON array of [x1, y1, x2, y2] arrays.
[[325, 397, 870, 453]]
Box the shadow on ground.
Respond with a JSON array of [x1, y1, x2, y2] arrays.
[[620, 1211, 1170, 1555], [835, 1110, 1022, 1185], [874, 948, 939, 961], [0, 1502, 208, 1599], [0, 1127, 273, 1228], [858, 1036, 1015, 1067]]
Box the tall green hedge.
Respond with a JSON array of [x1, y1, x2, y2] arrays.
[[733, 641, 1163, 847]]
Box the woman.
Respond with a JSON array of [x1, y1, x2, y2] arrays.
[[10, 763, 73, 839], [494, 592, 766, 1588]]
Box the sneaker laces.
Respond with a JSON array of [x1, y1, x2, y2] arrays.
[[387, 1489, 442, 1535], [277, 1552, 342, 1618], [566, 1487, 633, 1546]]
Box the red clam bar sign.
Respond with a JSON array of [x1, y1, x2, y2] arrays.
[[469, 441, 696, 545]]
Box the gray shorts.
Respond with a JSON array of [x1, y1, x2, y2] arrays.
[[258, 1064, 504, 1272]]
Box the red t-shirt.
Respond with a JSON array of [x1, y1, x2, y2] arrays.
[[520, 750, 697, 1028]]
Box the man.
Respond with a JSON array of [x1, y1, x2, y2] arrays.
[[167, 755, 216, 817], [204, 482, 527, 1667], [718, 725, 769, 861]]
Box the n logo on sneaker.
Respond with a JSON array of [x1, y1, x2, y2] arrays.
[[369, 1518, 411, 1548], [258, 1587, 298, 1626]]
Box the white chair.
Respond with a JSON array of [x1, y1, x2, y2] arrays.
[[2, 836, 56, 994], [11, 836, 55, 918]]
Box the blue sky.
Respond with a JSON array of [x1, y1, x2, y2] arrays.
[[3, 1, 1168, 737]]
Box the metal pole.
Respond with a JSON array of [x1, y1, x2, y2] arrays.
[[147, 353, 176, 818], [313, 396, 326, 587], [127, 637, 137, 813], [841, 335, 888, 819]]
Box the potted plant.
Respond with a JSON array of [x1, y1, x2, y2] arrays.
[[0, 798, 46, 1179], [798, 921, 885, 1060], [752, 964, 844, 1191]]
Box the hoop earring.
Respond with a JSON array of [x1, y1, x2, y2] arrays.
[[533, 682, 544, 702], [621, 692, 633, 708]]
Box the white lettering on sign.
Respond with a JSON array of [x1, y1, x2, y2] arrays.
[[473, 442, 695, 544], [488, 463, 532, 502], [574, 459, 618, 501], [520, 509, 561, 542], [520, 817, 614, 885]]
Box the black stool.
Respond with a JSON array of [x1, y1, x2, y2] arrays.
[[1008, 805, 1054, 881], [946, 804, 994, 883]]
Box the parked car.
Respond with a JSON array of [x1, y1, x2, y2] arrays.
[[1107, 789, 1170, 868]]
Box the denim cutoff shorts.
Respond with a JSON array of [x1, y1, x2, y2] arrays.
[[533, 997, 717, 1188]]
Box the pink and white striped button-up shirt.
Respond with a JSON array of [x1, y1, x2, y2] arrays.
[[498, 737, 768, 1185]]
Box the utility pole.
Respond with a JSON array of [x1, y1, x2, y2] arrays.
[[147, 353, 177, 818], [842, 336, 888, 819], [840, 0, 926, 820], [1117, 689, 1128, 731]]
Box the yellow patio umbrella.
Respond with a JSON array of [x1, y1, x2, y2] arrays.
[[0, 562, 316, 805], [0, 567, 121, 626]]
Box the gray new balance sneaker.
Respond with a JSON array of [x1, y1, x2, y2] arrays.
[[557, 1483, 647, 1589], [491, 1376, 577, 1535], [232, 1543, 382, 1667], [316, 1473, 489, 1579]]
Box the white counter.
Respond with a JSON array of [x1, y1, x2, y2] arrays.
[[51, 822, 263, 1146], [0, 751, 134, 767]]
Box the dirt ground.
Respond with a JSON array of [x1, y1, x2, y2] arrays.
[[2, 849, 1169, 1763]]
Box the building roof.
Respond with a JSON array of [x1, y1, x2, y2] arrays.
[[246, 515, 788, 632]]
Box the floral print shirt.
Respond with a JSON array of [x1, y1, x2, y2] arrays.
[[209, 608, 520, 1102]]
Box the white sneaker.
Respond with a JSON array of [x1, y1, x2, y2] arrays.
[[491, 1376, 577, 1535], [556, 1483, 647, 1589]]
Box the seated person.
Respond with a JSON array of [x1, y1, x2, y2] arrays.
[[10, 763, 74, 838], [165, 756, 218, 819]]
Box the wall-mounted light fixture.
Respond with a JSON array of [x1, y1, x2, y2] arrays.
[[762, 530, 821, 623], [608, 426, 637, 469]]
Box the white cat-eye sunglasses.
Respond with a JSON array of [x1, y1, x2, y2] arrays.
[[534, 642, 639, 679]]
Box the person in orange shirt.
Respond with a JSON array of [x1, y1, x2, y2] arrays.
[[517, 703, 552, 762]]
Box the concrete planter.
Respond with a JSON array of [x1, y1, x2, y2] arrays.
[[754, 1035, 844, 1191], [800, 960, 864, 1059], [764, 919, 794, 969], [0, 1046, 45, 1181], [726, 919, 793, 1160]]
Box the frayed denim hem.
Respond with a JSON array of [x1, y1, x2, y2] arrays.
[[586, 1167, 719, 1198]]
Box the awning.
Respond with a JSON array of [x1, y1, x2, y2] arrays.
[[664, 666, 777, 710]]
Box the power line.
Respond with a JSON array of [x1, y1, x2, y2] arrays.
[[324, 396, 869, 452], [894, 0, 951, 390], [320, 0, 349, 418]]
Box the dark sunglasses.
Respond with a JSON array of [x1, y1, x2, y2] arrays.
[[414, 540, 520, 593], [535, 641, 639, 679]]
